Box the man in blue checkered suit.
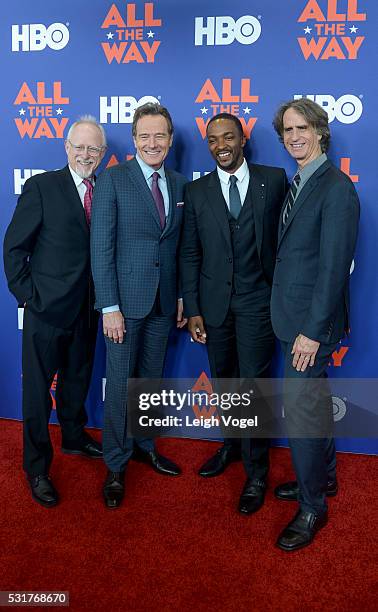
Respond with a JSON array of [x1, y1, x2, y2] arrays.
[[91, 103, 188, 508]]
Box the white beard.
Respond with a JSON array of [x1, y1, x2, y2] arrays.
[[74, 160, 94, 179]]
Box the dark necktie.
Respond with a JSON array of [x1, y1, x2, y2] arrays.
[[151, 172, 166, 229], [82, 179, 93, 225], [229, 175, 242, 219], [282, 173, 301, 226]]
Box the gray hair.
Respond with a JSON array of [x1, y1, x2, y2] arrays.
[[67, 115, 107, 146], [273, 98, 330, 153]]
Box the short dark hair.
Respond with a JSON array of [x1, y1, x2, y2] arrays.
[[206, 112, 244, 138], [132, 102, 174, 137], [272, 98, 330, 152]]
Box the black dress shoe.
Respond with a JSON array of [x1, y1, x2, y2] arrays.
[[277, 509, 328, 552], [62, 436, 103, 459], [198, 445, 240, 478], [27, 475, 59, 508], [274, 479, 338, 501], [103, 471, 125, 509], [133, 449, 181, 476], [238, 478, 266, 515]]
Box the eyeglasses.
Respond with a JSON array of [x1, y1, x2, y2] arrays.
[[67, 140, 106, 156]]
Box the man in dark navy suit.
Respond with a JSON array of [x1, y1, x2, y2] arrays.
[[271, 98, 360, 551], [91, 103, 187, 508], [3, 116, 106, 507], [180, 113, 287, 514]]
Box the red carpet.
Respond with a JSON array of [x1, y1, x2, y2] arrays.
[[0, 419, 377, 611]]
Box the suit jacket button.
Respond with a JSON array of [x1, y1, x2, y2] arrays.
[[227, 258, 232, 263], [227, 281, 231, 286], [155, 262, 159, 267]]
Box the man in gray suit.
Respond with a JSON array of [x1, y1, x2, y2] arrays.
[[271, 98, 359, 551], [91, 103, 187, 508]]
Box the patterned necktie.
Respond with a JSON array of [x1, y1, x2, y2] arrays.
[[282, 173, 301, 226], [82, 179, 93, 226], [151, 172, 166, 229], [229, 175, 242, 219]]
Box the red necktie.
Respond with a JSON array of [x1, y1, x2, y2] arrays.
[[82, 179, 93, 225], [151, 172, 166, 229]]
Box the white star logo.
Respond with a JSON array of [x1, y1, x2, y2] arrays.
[[243, 107, 251, 115], [56, 108, 63, 115], [350, 25, 358, 33], [19, 108, 26, 116], [200, 107, 208, 115], [304, 26, 312, 34], [147, 30, 155, 38], [106, 32, 114, 40]]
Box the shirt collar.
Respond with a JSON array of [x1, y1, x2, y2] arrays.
[[217, 158, 249, 185], [297, 153, 327, 182], [68, 165, 94, 187], [136, 154, 166, 182]]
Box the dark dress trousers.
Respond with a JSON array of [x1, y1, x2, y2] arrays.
[[90, 158, 187, 471], [3, 166, 99, 476], [270, 159, 360, 515], [180, 164, 288, 479]]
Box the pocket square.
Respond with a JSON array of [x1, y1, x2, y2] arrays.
[[176, 201, 184, 207]]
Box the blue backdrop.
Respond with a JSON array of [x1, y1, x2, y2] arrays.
[[1, 0, 377, 454]]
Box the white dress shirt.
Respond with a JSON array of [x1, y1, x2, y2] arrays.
[[217, 158, 250, 208], [68, 165, 94, 206]]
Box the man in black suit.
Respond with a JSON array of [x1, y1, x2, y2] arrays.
[[271, 98, 360, 551], [3, 116, 106, 507], [180, 113, 287, 513]]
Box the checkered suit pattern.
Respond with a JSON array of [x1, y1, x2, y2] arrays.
[[90, 158, 187, 469], [91, 158, 187, 318]]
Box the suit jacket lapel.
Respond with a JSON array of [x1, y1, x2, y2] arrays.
[[206, 165, 267, 253], [248, 164, 267, 257], [161, 169, 175, 238], [128, 157, 161, 230], [206, 171, 231, 248], [278, 160, 331, 248], [278, 191, 289, 238], [57, 166, 88, 234]]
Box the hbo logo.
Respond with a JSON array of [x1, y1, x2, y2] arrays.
[[12, 23, 70, 52], [99, 96, 160, 124], [332, 397, 347, 422], [195, 15, 261, 46], [294, 95, 363, 124]]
